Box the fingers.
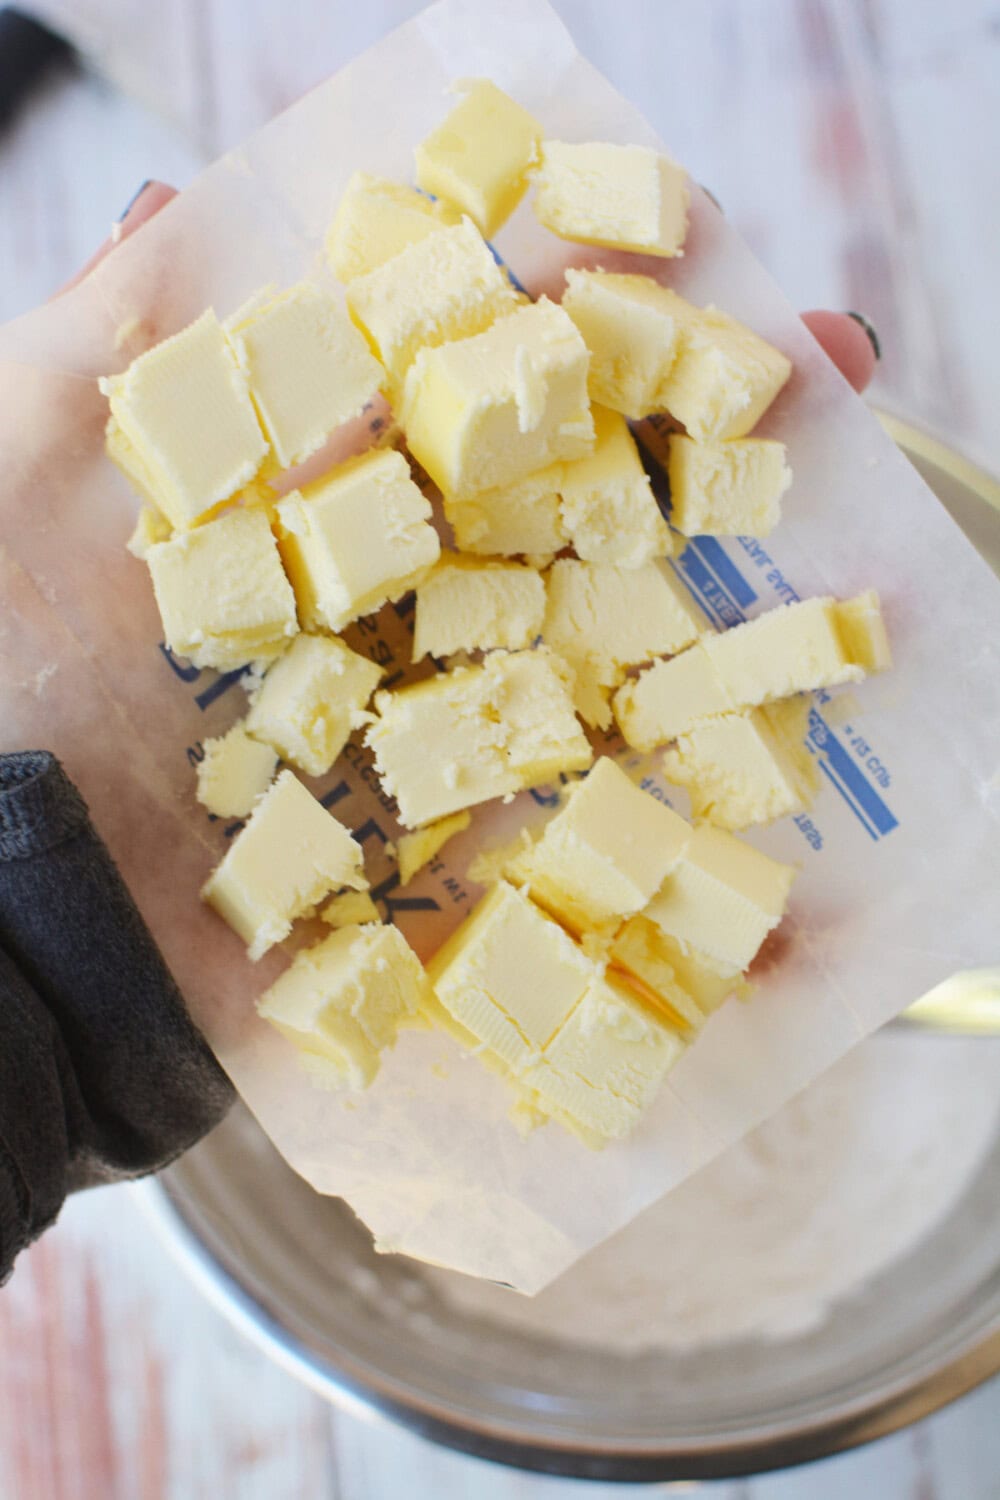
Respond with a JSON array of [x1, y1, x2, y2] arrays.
[[800, 309, 880, 393], [53, 180, 178, 298]]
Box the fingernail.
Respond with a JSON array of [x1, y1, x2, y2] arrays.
[[699, 184, 724, 214], [845, 311, 881, 361], [118, 180, 152, 223]]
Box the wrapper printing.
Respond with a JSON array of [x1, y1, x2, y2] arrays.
[[1, 0, 998, 1292]]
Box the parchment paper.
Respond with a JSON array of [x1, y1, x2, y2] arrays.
[[1, 0, 998, 1293]]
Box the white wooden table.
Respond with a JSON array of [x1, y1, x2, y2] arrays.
[[1, 3, 998, 1494]]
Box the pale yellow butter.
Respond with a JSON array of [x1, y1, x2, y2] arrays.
[[401, 298, 595, 499], [609, 914, 747, 1027], [412, 555, 545, 661], [667, 434, 792, 537], [321, 890, 382, 928], [543, 557, 706, 728], [195, 721, 278, 819], [101, 310, 268, 530], [245, 633, 382, 778], [346, 218, 518, 396], [662, 698, 820, 830], [444, 464, 568, 558], [367, 648, 591, 828], [326, 171, 457, 282], [414, 79, 542, 237], [659, 306, 793, 443], [643, 823, 795, 971], [257, 923, 429, 1089], [275, 449, 440, 632], [558, 405, 671, 567], [226, 282, 384, 469], [613, 642, 735, 750], [508, 757, 692, 935], [201, 769, 367, 960], [126, 502, 172, 560], [398, 810, 472, 885], [533, 141, 689, 258], [147, 508, 298, 672]]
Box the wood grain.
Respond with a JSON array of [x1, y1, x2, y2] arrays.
[[1, 1, 998, 1495]]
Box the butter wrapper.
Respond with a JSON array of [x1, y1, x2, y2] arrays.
[[1, 0, 998, 1293]]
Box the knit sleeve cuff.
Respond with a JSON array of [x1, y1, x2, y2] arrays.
[[0, 751, 89, 862]]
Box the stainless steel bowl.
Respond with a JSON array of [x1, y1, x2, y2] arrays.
[[139, 419, 1000, 1483]]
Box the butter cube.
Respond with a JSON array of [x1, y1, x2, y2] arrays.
[[562, 270, 791, 438], [412, 555, 545, 660], [543, 558, 705, 727], [662, 698, 820, 831], [703, 594, 889, 707], [427, 880, 593, 1070], [147, 508, 298, 671], [326, 171, 457, 282], [613, 643, 736, 750], [245, 633, 382, 778], [658, 306, 793, 443], [101, 310, 268, 529], [510, 757, 692, 935], [201, 770, 367, 960], [444, 465, 568, 559], [398, 810, 471, 885], [195, 722, 278, 819], [667, 434, 792, 537], [257, 923, 429, 1089], [562, 269, 686, 420], [401, 297, 595, 499], [126, 502, 172, 560], [414, 79, 542, 237], [346, 218, 518, 396], [522, 972, 686, 1141], [226, 283, 384, 468], [367, 648, 591, 828], [610, 915, 746, 1027], [558, 405, 671, 567], [533, 141, 689, 258], [275, 449, 440, 632], [321, 890, 382, 928], [643, 823, 795, 971]]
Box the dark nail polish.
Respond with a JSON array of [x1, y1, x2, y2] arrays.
[[699, 184, 724, 214], [845, 310, 881, 361], [118, 179, 152, 223]]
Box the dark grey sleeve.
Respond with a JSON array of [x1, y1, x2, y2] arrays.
[[0, 751, 234, 1282]]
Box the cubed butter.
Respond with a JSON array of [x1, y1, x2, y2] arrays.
[[414, 79, 542, 237], [667, 434, 792, 537], [397, 810, 472, 885], [257, 923, 429, 1089], [444, 464, 568, 558], [643, 823, 795, 971], [245, 633, 382, 778], [126, 502, 172, 560], [195, 721, 278, 819], [321, 890, 382, 928], [100, 310, 268, 529], [427, 880, 593, 1070], [609, 915, 746, 1027], [401, 297, 595, 499], [325, 171, 457, 282], [509, 757, 691, 935], [412, 554, 545, 660], [201, 769, 367, 960], [226, 282, 384, 468], [543, 557, 706, 728], [558, 405, 671, 567], [346, 218, 518, 396], [366, 648, 591, 828], [662, 698, 820, 830], [533, 141, 689, 258], [521, 972, 686, 1141], [562, 270, 791, 439], [613, 642, 735, 750], [147, 508, 298, 672], [275, 449, 440, 632]]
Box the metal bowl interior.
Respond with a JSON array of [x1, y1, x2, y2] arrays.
[[144, 420, 1000, 1483]]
